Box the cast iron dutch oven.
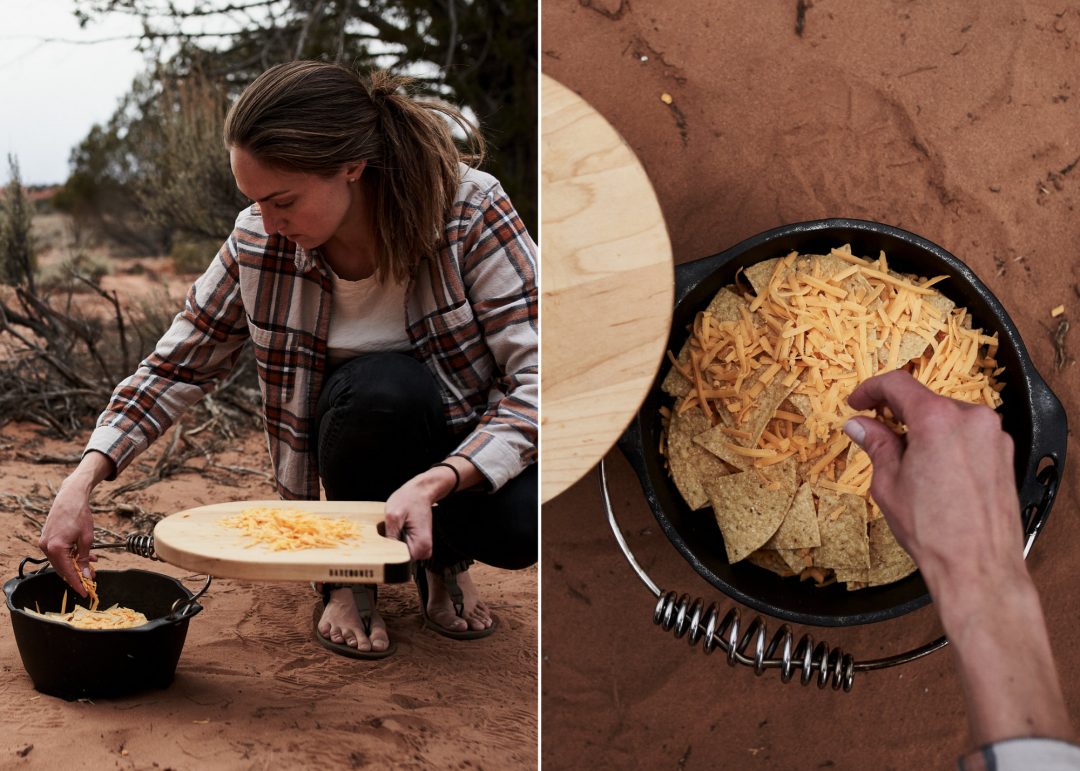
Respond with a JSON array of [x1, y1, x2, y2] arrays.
[[4, 557, 205, 701], [618, 218, 1067, 628]]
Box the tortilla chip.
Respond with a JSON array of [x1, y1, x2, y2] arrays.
[[868, 517, 918, 586], [667, 404, 732, 510], [692, 425, 753, 471], [747, 254, 871, 301], [809, 489, 870, 569], [764, 482, 821, 550], [787, 392, 815, 419], [845, 581, 868, 591], [922, 289, 956, 319], [834, 568, 869, 582], [661, 287, 753, 398], [777, 548, 811, 574], [704, 470, 795, 564], [746, 549, 797, 577], [736, 378, 796, 450], [661, 343, 694, 398], [744, 258, 783, 296], [878, 329, 932, 370]]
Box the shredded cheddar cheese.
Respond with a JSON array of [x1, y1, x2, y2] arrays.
[[24, 555, 146, 629], [218, 507, 364, 551], [665, 244, 1006, 539]]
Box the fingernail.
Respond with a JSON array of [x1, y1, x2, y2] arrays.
[[82, 568, 92, 579], [843, 419, 866, 447]]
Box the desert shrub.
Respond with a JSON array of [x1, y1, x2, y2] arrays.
[[170, 239, 222, 274], [0, 155, 37, 288], [126, 283, 185, 362], [36, 251, 114, 294]]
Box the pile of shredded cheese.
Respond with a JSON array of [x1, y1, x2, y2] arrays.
[[21, 550, 149, 629], [23, 603, 149, 630], [218, 507, 363, 551], [662, 245, 1005, 520]]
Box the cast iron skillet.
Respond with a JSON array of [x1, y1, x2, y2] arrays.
[[617, 219, 1067, 628]]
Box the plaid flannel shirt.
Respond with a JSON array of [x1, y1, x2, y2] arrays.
[[85, 166, 538, 499], [958, 738, 1080, 770]]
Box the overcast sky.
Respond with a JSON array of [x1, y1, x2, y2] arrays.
[[0, 1, 151, 185]]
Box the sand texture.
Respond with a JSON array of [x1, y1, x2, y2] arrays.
[[1, 423, 537, 769], [542, 1, 1080, 768]]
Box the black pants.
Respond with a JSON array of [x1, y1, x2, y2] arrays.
[[314, 353, 537, 572]]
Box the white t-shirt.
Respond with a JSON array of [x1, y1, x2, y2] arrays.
[[325, 262, 412, 369]]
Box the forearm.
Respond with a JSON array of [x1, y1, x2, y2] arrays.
[[930, 563, 1074, 747], [410, 456, 484, 503], [64, 450, 116, 495]]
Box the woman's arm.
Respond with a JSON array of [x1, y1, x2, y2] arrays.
[[846, 371, 1073, 748], [43, 236, 248, 588], [383, 179, 536, 560], [37, 451, 114, 595], [383, 456, 483, 560], [445, 180, 538, 490]]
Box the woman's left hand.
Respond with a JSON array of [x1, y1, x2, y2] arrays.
[[384, 458, 483, 561], [383, 477, 438, 560]]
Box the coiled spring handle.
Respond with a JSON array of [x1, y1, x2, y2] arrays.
[[601, 459, 1058, 692]]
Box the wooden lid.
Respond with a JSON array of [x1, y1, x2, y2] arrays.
[[541, 74, 674, 504]]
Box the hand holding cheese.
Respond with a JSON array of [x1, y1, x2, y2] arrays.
[[844, 370, 1022, 585], [845, 370, 1073, 748]]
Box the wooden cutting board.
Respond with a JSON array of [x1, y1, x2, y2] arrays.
[[153, 501, 413, 584], [541, 74, 675, 504]]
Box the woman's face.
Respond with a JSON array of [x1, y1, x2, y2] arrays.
[[229, 147, 363, 250]]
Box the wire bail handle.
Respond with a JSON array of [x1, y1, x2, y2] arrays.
[[599, 458, 1057, 691]]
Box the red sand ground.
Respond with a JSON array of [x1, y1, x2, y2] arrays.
[[542, 2, 1080, 769], [1, 268, 537, 768]]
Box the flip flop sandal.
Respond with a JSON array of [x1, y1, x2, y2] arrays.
[[313, 583, 396, 660], [413, 562, 497, 640]]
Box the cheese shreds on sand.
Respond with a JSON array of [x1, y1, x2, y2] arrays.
[[218, 507, 364, 551], [661, 246, 1006, 590]]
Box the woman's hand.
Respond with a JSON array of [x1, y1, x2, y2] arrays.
[[39, 451, 114, 595], [845, 370, 1073, 747], [384, 457, 484, 561], [843, 369, 1023, 588]]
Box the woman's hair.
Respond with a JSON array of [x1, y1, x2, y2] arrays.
[[223, 61, 484, 283]]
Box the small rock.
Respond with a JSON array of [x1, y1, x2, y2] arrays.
[[1054, 19, 1066, 32], [641, 55, 648, 62], [661, 93, 673, 104], [989, 185, 1001, 192]]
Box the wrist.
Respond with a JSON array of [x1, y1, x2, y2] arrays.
[[411, 466, 456, 503], [63, 451, 114, 494], [930, 559, 1038, 640]]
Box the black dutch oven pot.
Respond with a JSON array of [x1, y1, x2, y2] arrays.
[[4, 555, 208, 701], [617, 218, 1068, 629]]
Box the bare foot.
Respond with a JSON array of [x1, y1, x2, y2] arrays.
[[425, 568, 493, 632], [317, 586, 390, 652]]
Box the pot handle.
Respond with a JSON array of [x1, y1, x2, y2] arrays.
[[1018, 374, 1068, 558], [169, 574, 212, 621], [17, 556, 50, 580]]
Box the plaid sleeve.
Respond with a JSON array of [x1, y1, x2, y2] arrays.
[[959, 738, 1080, 770], [448, 182, 538, 491], [84, 236, 249, 480]]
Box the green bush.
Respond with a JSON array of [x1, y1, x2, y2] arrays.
[[0, 155, 36, 287], [36, 251, 114, 294], [171, 239, 222, 274]]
